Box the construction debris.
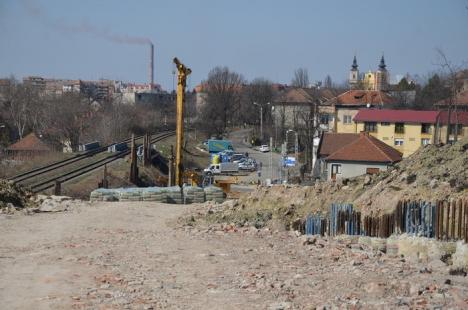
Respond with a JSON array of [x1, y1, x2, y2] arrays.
[[0, 179, 35, 213]]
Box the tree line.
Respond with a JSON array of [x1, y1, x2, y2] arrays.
[[0, 77, 176, 150]]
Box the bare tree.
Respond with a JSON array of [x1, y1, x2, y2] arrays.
[[296, 88, 319, 171], [199, 67, 245, 135], [242, 78, 274, 128], [45, 92, 94, 151], [435, 49, 465, 143], [291, 68, 310, 88], [2, 78, 32, 139]]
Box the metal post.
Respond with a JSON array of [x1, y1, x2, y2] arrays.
[[269, 136, 273, 182], [260, 105, 263, 142], [173, 58, 191, 187], [294, 132, 298, 162]]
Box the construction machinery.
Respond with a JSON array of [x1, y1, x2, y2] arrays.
[[173, 57, 191, 187]]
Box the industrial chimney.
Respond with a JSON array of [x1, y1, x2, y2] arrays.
[[149, 43, 154, 90]]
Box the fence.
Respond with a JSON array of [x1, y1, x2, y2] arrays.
[[305, 198, 468, 243]]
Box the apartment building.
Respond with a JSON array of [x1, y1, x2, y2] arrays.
[[352, 109, 467, 157], [323, 90, 395, 134]]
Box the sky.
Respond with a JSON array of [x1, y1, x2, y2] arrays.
[[0, 0, 467, 91]]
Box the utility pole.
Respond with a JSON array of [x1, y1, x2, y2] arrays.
[[173, 57, 191, 187], [269, 136, 273, 182], [129, 134, 138, 184], [168, 145, 174, 186]]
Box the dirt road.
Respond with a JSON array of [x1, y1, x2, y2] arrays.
[[1, 202, 467, 309]]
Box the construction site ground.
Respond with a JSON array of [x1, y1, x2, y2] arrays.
[[1, 201, 467, 309]]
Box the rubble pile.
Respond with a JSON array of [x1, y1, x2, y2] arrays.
[[0, 179, 35, 213], [187, 138, 467, 230]]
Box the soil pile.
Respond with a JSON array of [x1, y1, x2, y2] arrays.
[[187, 137, 467, 230]]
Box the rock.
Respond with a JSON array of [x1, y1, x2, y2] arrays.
[[406, 174, 417, 184], [38, 201, 69, 212], [268, 302, 292, 310], [363, 175, 372, 185], [429, 179, 438, 189], [300, 236, 316, 246]]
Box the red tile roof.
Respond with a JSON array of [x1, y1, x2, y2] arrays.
[[317, 133, 360, 157], [326, 132, 402, 163], [7, 133, 52, 152], [325, 90, 396, 107], [274, 87, 337, 104], [436, 91, 468, 107], [354, 109, 439, 124], [437, 111, 468, 125]]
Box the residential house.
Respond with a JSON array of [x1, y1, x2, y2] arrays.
[[435, 111, 468, 143], [272, 87, 337, 131], [314, 133, 360, 179], [324, 90, 396, 134], [435, 90, 468, 112], [324, 132, 402, 181], [353, 109, 439, 157]]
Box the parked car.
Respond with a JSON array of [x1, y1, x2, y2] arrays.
[[231, 153, 246, 163], [238, 158, 257, 171], [259, 145, 270, 152]]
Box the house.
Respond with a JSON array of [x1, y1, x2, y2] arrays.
[[272, 87, 338, 131], [435, 111, 468, 143], [6, 133, 53, 159], [435, 90, 468, 112], [324, 132, 402, 181], [324, 90, 396, 133], [314, 133, 360, 179], [353, 109, 440, 157]]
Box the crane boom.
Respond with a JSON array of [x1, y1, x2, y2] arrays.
[[173, 57, 191, 187]]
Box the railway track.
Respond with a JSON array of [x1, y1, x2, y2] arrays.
[[10, 131, 174, 193], [8, 134, 147, 183]]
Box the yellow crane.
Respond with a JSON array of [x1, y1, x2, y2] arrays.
[[173, 57, 191, 187]]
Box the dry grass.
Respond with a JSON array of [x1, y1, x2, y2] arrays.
[[0, 152, 73, 179]]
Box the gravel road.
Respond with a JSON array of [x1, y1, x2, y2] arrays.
[[0, 202, 467, 309]]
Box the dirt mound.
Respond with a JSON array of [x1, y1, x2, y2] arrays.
[[187, 138, 467, 230], [0, 179, 35, 213]]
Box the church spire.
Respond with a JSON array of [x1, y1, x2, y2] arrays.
[[351, 55, 358, 70], [379, 54, 386, 70]]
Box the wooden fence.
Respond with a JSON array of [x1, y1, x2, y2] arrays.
[[305, 198, 468, 243]]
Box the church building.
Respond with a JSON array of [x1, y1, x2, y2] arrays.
[[348, 55, 389, 91]]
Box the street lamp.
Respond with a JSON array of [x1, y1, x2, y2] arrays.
[[286, 129, 298, 160], [253, 102, 270, 142]]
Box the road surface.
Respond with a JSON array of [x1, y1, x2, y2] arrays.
[[227, 128, 283, 184], [1, 202, 465, 309]]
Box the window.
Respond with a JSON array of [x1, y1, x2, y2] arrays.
[[394, 138, 404, 146], [366, 168, 380, 175], [421, 123, 431, 134], [343, 115, 352, 124], [364, 122, 377, 132], [331, 164, 342, 174], [449, 124, 463, 135], [320, 114, 329, 124], [421, 138, 430, 146], [381, 122, 390, 126], [395, 123, 405, 134]]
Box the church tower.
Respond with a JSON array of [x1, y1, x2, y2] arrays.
[[349, 55, 359, 89], [375, 54, 389, 91]]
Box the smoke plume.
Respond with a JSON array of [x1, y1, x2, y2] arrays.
[[21, 0, 151, 45]]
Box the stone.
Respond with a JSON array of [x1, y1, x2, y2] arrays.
[[363, 175, 372, 185]]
